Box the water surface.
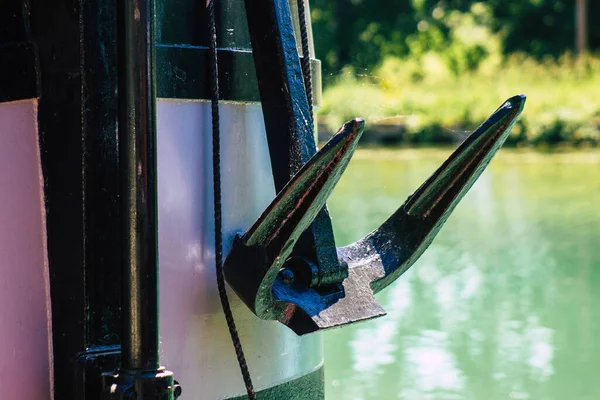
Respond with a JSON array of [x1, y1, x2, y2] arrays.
[[325, 149, 600, 400]]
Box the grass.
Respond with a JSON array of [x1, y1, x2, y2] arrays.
[[318, 53, 600, 147]]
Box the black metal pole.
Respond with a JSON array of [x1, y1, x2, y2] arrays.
[[117, 0, 159, 372], [105, 0, 178, 396]]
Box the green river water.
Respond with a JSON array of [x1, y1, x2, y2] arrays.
[[324, 149, 600, 400]]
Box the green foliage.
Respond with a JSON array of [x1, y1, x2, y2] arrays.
[[318, 53, 600, 147], [311, 0, 600, 74], [311, 1, 600, 146]]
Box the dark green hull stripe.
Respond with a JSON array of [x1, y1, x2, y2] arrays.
[[157, 46, 259, 102], [0, 44, 322, 106], [156, 45, 321, 105], [227, 366, 324, 400]]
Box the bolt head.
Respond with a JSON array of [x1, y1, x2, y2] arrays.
[[279, 268, 295, 284]]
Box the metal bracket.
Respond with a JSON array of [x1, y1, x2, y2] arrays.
[[74, 347, 122, 400], [102, 369, 181, 400], [75, 348, 182, 400]]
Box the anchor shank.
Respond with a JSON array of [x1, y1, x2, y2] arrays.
[[244, 0, 345, 287]]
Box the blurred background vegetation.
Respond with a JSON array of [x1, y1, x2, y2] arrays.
[[312, 0, 600, 146]]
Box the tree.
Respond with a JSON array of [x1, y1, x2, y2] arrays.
[[310, 0, 600, 74]]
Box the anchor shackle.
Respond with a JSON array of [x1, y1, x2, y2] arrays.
[[223, 0, 526, 335]]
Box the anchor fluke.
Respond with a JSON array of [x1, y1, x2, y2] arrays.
[[339, 94, 526, 294], [224, 119, 365, 322], [406, 94, 526, 219]]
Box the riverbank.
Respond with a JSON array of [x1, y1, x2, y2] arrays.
[[342, 147, 600, 164], [318, 53, 600, 147]]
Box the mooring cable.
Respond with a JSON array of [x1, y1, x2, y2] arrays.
[[206, 1, 257, 398]]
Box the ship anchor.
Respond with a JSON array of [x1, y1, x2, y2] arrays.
[[223, 0, 526, 335]]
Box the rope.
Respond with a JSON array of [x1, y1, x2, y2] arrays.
[[297, 0, 314, 128], [206, 1, 257, 398]]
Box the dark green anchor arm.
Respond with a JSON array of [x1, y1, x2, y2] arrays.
[[224, 119, 365, 323], [336, 94, 526, 299]]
